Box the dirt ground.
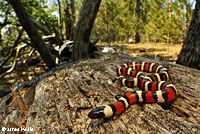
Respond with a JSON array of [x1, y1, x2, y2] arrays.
[[113, 43, 182, 62]]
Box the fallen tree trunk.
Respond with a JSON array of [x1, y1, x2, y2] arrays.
[[0, 53, 199, 134]]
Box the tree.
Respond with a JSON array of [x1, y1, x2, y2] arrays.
[[177, 0, 200, 69], [57, 0, 64, 40], [65, 0, 76, 40], [89, 0, 194, 44], [135, 0, 141, 43], [72, 0, 101, 60], [0, 5, 11, 44], [8, 0, 56, 69]]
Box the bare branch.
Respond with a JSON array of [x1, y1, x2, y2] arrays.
[[0, 28, 24, 68], [0, 7, 12, 28], [9, 0, 56, 69], [0, 44, 28, 78], [28, 15, 52, 35]]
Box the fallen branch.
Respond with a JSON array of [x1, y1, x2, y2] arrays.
[[0, 44, 28, 78]]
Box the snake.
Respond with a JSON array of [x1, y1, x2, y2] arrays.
[[88, 61, 177, 119]]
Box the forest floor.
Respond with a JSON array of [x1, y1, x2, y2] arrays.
[[0, 43, 182, 89], [111, 43, 182, 62]]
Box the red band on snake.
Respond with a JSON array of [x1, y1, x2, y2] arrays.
[[88, 61, 177, 119]]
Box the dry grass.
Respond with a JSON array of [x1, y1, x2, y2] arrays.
[[7, 87, 29, 133], [112, 43, 182, 62]]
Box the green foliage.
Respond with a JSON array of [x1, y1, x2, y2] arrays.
[[0, 0, 195, 54], [91, 0, 195, 44], [0, 0, 58, 58], [22, 0, 58, 30]]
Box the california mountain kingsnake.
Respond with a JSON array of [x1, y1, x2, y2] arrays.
[[88, 61, 177, 119]]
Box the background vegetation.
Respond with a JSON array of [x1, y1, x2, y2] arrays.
[[92, 0, 194, 44], [0, 0, 196, 87], [0, 0, 195, 53]]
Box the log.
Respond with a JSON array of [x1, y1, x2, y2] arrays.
[[0, 53, 199, 134]]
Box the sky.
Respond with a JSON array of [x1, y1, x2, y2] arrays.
[[190, 0, 196, 9], [193, 1, 196, 8]]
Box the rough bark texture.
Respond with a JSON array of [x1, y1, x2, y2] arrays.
[[65, 0, 75, 40], [0, 53, 199, 134], [57, 0, 64, 40], [9, 0, 56, 69], [135, 0, 141, 43], [177, 0, 200, 69], [72, 0, 101, 60]]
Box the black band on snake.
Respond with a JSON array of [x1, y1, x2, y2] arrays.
[[88, 61, 177, 119]]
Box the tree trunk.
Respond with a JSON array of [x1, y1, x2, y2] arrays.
[[9, 0, 56, 70], [135, 0, 141, 43], [70, 0, 75, 40], [185, 1, 190, 32], [105, 1, 110, 43], [72, 0, 101, 60], [176, 0, 200, 69], [57, 0, 64, 40], [29, 16, 52, 35], [65, 0, 75, 40]]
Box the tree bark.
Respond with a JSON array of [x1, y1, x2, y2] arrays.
[[70, 0, 76, 37], [104, 1, 110, 43], [135, 0, 141, 43], [65, 0, 76, 40], [57, 0, 64, 40], [29, 16, 52, 35], [8, 0, 56, 69], [177, 0, 200, 69], [72, 0, 101, 61], [65, 0, 72, 40]]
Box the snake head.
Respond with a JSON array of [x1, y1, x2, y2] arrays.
[[88, 106, 106, 119]]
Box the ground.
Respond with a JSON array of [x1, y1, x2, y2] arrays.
[[0, 52, 199, 134], [0, 43, 182, 90], [118, 43, 182, 62]]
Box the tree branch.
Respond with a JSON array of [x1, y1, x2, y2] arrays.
[[0, 44, 28, 78], [0, 28, 24, 68], [28, 15, 52, 35], [9, 0, 56, 69]]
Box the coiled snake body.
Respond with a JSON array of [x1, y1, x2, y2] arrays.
[[88, 61, 177, 119]]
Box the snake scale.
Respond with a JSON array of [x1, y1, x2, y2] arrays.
[[88, 61, 177, 119]]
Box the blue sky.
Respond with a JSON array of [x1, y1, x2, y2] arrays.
[[190, 0, 196, 9]]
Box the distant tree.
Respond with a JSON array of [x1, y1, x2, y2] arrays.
[[177, 0, 200, 69], [135, 0, 141, 43], [90, 0, 194, 44], [72, 0, 101, 60]]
